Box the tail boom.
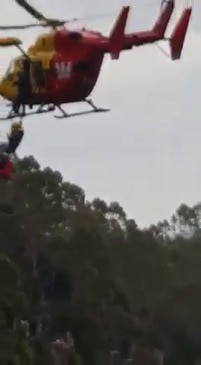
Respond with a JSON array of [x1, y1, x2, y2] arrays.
[[94, 0, 191, 62], [108, 0, 174, 55]]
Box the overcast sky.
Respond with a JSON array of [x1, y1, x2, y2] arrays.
[[0, 0, 199, 227]]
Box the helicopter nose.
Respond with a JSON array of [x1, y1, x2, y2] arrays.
[[0, 82, 5, 98], [0, 81, 5, 97], [0, 80, 16, 101], [0, 82, 5, 96]]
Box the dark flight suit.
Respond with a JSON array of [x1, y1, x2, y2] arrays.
[[5, 128, 24, 154], [13, 59, 31, 115]]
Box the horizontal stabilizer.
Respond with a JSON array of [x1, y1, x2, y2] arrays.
[[170, 8, 192, 60], [109, 6, 130, 59]]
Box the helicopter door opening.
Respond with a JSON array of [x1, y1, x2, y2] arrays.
[[31, 60, 46, 91]]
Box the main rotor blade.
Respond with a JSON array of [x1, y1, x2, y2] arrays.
[[0, 11, 115, 30], [0, 22, 63, 30], [14, 0, 47, 22], [13, 0, 64, 27]]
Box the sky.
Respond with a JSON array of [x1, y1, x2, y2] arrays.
[[0, 0, 199, 227]]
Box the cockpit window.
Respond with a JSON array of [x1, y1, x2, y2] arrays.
[[5, 57, 23, 77], [5, 60, 15, 76], [3, 57, 24, 82]]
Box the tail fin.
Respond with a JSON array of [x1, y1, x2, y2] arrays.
[[109, 6, 130, 59], [169, 8, 192, 60], [152, 0, 174, 37]]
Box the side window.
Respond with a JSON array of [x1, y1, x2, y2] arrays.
[[15, 57, 24, 71], [31, 60, 46, 88], [73, 61, 89, 72]]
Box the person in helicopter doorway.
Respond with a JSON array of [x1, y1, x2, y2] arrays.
[[13, 57, 32, 116]]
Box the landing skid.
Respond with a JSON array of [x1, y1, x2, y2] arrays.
[[54, 109, 109, 119], [0, 99, 110, 121], [0, 104, 55, 121], [54, 100, 110, 119]]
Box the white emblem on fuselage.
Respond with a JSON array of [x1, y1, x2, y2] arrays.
[[55, 61, 72, 79]]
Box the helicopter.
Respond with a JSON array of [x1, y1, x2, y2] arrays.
[[0, 0, 192, 120]]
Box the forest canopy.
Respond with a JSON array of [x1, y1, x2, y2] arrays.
[[1, 155, 201, 365]]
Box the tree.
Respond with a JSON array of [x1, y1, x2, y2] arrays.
[[1, 155, 201, 365]]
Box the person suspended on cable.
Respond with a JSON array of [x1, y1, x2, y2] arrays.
[[6, 120, 24, 154], [13, 57, 31, 115]]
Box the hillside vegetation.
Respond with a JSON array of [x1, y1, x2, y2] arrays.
[[1, 156, 201, 365]]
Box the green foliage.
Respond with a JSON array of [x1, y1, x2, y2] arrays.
[[1, 155, 201, 364]]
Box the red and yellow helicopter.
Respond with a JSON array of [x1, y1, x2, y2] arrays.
[[0, 0, 192, 120]]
